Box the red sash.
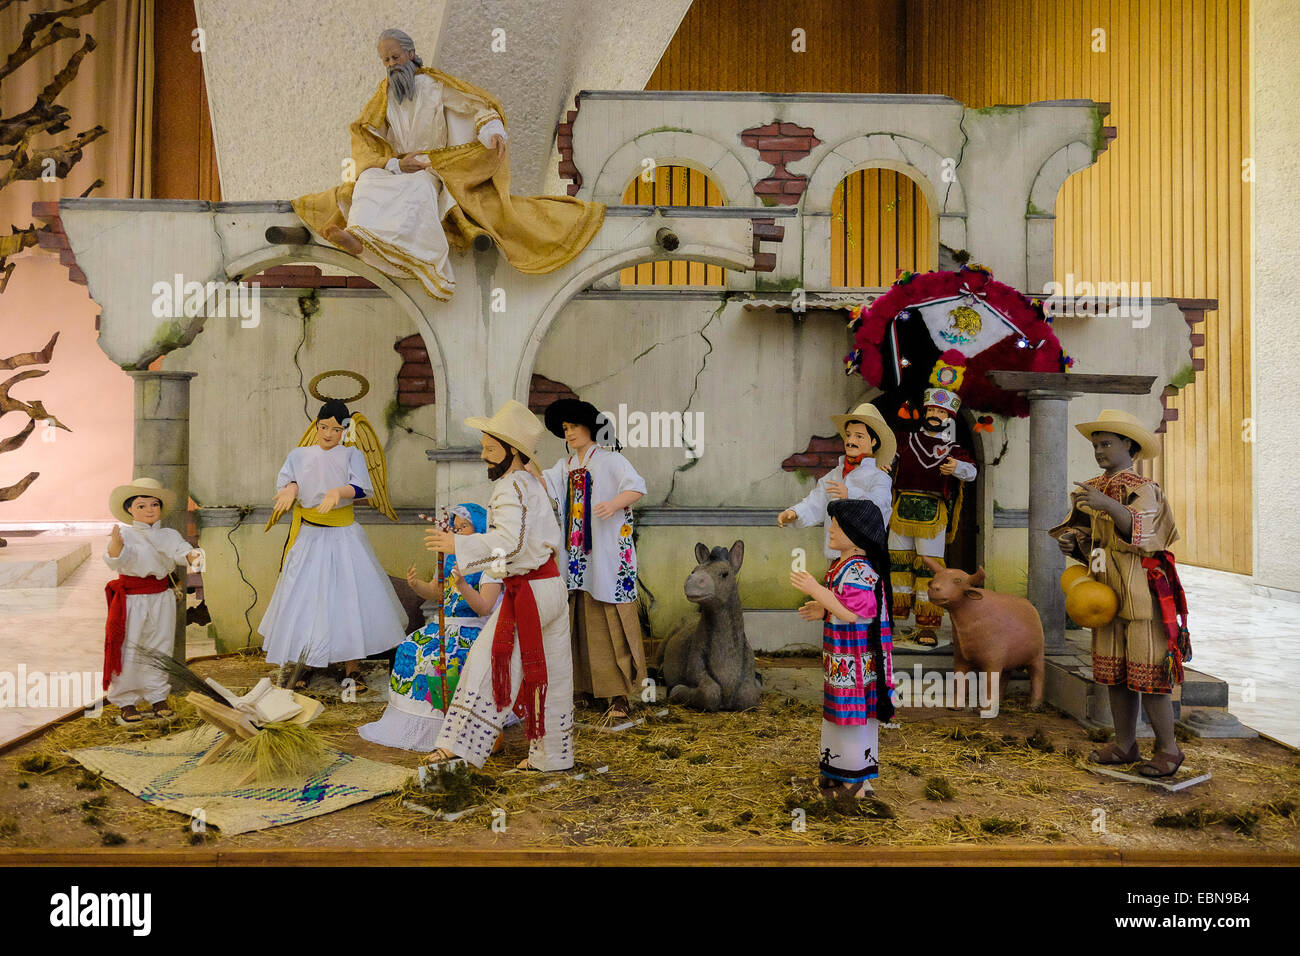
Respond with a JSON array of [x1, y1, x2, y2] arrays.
[[103, 574, 172, 689], [1141, 551, 1192, 687], [491, 556, 560, 740]]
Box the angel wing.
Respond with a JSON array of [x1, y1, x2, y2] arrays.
[[265, 420, 327, 531], [348, 412, 397, 522]]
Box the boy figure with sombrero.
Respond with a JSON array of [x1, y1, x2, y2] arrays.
[[1050, 409, 1190, 778], [422, 400, 574, 772], [103, 477, 202, 723], [778, 402, 896, 560], [888, 387, 977, 646], [791, 498, 894, 798], [259, 372, 407, 692], [536, 397, 647, 723]]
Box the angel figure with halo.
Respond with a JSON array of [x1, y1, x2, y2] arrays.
[[258, 370, 407, 693]]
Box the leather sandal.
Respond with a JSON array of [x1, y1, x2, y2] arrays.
[[153, 703, 175, 719], [915, 629, 939, 647], [1089, 741, 1140, 765], [1137, 749, 1185, 778], [118, 705, 145, 724]]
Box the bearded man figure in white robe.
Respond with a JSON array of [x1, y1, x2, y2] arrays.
[[294, 29, 604, 300]]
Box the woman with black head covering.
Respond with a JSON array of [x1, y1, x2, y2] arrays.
[[533, 397, 647, 722], [791, 498, 895, 798]]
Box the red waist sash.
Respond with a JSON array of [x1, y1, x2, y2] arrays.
[[1141, 551, 1192, 687], [103, 574, 172, 689], [491, 556, 560, 740]]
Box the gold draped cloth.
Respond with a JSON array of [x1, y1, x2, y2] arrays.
[[292, 68, 604, 278]]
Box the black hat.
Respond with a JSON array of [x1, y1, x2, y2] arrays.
[[826, 498, 888, 552], [544, 398, 618, 448]]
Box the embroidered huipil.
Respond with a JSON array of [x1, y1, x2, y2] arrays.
[[822, 555, 893, 724], [541, 445, 646, 604]]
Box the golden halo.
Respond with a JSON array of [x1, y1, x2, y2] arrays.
[[308, 369, 369, 404]]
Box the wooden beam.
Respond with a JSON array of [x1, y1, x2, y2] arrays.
[[987, 371, 1156, 395]]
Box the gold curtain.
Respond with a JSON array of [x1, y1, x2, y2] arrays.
[[0, 0, 156, 230]]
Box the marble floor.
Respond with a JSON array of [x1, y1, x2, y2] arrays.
[[0, 535, 214, 745], [1176, 565, 1300, 748], [0, 535, 1297, 749]]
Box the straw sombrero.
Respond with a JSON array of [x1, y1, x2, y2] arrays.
[[829, 402, 897, 469], [109, 477, 177, 523], [465, 400, 544, 458], [1075, 409, 1159, 460]]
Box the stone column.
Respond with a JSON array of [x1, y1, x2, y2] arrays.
[[1026, 388, 1076, 655], [127, 370, 197, 671]]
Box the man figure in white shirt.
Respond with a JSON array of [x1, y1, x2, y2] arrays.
[[778, 402, 896, 561], [421, 401, 574, 772]]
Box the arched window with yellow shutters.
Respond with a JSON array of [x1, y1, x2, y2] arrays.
[[831, 167, 935, 288], [620, 165, 726, 286]]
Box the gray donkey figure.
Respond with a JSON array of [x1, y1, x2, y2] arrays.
[[657, 540, 761, 712]]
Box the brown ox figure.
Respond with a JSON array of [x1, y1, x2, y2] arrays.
[[921, 557, 1045, 708]]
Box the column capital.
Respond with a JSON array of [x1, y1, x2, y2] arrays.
[[126, 370, 198, 381]]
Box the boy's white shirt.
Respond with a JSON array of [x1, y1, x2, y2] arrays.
[[789, 456, 894, 559], [453, 469, 563, 580], [103, 521, 192, 577]]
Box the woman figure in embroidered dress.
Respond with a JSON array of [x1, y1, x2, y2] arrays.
[[791, 498, 894, 798], [259, 397, 407, 693], [103, 478, 202, 723], [1050, 409, 1189, 778], [358, 504, 502, 750], [534, 398, 647, 723]]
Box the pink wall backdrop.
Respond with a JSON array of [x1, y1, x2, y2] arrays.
[[0, 254, 134, 522]]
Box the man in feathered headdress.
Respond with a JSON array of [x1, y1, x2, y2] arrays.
[[292, 28, 604, 300], [888, 387, 977, 646]]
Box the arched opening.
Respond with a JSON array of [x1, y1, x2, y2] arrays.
[[619, 164, 727, 286], [831, 167, 935, 288]]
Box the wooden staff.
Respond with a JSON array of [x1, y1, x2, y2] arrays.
[[421, 508, 451, 713]]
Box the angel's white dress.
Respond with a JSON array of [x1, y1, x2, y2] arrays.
[[258, 444, 407, 667]]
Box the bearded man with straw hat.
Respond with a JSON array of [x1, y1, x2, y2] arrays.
[[103, 477, 201, 724], [778, 401, 896, 562], [1050, 408, 1190, 778], [422, 400, 574, 772]]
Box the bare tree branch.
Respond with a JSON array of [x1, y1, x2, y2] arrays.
[[0, 416, 34, 453], [0, 471, 38, 501], [0, 332, 58, 369]]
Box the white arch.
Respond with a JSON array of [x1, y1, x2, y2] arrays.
[[512, 241, 757, 402], [223, 244, 451, 442], [804, 132, 964, 216], [589, 130, 754, 206], [1024, 140, 1094, 294]]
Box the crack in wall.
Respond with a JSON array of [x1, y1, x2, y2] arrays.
[[663, 301, 723, 505]]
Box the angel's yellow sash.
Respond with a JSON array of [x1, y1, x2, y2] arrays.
[[281, 503, 354, 570]]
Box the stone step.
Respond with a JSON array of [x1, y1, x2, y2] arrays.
[[0, 537, 91, 588]]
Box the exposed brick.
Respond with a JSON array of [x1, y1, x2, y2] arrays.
[[556, 122, 573, 137], [59, 247, 76, 266], [66, 264, 86, 285], [783, 180, 807, 194], [558, 159, 579, 177], [782, 150, 810, 164], [757, 135, 813, 151], [807, 435, 843, 453], [754, 180, 785, 195], [566, 110, 577, 123], [37, 230, 68, 251], [31, 200, 60, 219], [784, 453, 819, 468], [556, 134, 572, 150], [345, 276, 379, 289], [743, 122, 781, 137], [779, 122, 811, 136], [315, 275, 347, 288], [758, 150, 786, 164], [567, 183, 580, 196], [398, 390, 434, 407]]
